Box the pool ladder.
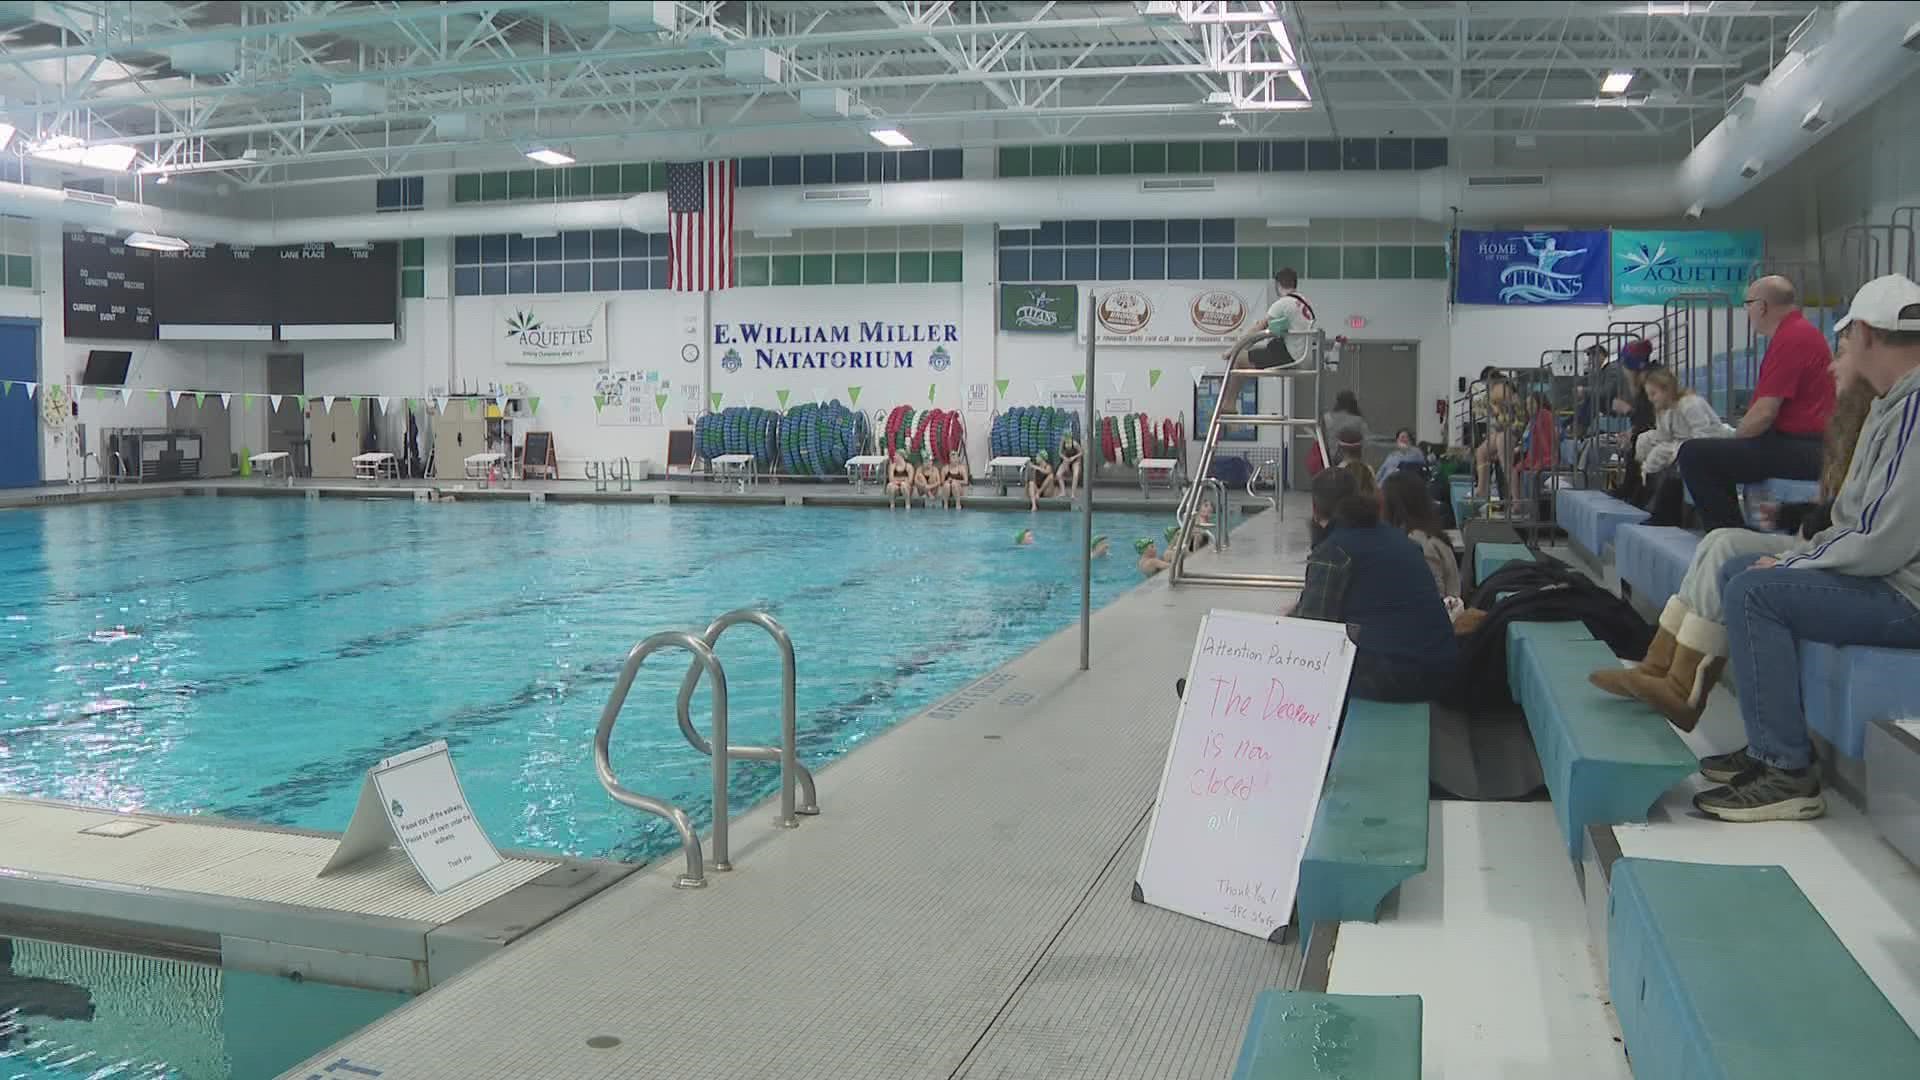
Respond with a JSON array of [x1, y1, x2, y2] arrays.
[[593, 608, 821, 888]]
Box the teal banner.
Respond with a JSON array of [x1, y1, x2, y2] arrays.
[[1611, 230, 1764, 306]]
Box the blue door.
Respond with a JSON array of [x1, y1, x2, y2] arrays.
[[0, 320, 41, 489]]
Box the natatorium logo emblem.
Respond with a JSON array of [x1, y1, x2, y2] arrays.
[[720, 347, 743, 372], [505, 307, 596, 349], [504, 309, 541, 339], [1012, 289, 1062, 329], [1618, 239, 1678, 282], [929, 345, 952, 371]]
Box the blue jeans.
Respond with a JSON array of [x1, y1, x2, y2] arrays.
[[1723, 566, 1920, 770]]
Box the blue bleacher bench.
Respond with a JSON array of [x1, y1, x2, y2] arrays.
[[1473, 542, 1535, 584], [1233, 991, 1422, 1080], [1297, 700, 1429, 924], [1448, 475, 1474, 528], [1800, 643, 1920, 759], [1614, 525, 1701, 613], [1555, 488, 1648, 560], [1609, 857, 1920, 1080], [1507, 623, 1695, 857]]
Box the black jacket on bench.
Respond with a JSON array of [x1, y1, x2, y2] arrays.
[[1458, 561, 1653, 715]]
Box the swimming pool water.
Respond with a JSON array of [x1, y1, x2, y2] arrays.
[[0, 498, 1167, 861]]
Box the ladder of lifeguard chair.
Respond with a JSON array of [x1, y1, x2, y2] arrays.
[[1169, 334, 1328, 589]]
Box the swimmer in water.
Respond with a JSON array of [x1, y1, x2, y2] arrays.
[[1014, 529, 1036, 546], [1091, 534, 1111, 559], [1136, 538, 1171, 576], [886, 449, 914, 509]]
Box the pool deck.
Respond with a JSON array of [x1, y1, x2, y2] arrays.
[[275, 501, 1314, 1080], [0, 797, 636, 994]]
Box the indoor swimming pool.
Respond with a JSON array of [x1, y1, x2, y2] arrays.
[[0, 497, 1169, 861]]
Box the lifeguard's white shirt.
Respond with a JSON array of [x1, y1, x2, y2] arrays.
[[1265, 290, 1318, 360]]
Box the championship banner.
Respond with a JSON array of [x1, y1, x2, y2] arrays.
[[1611, 230, 1764, 306], [1093, 284, 1261, 347], [1456, 230, 1608, 306], [497, 301, 607, 366], [999, 284, 1078, 333]]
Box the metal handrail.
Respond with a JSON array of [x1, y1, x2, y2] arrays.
[[1248, 459, 1280, 518], [594, 630, 729, 888], [1169, 332, 1325, 588], [674, 609, 820, 829]]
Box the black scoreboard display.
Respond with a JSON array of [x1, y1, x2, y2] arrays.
[[274, 242, 399, 329], [153, 244, 275, 328], [63, 231, 157, 340]]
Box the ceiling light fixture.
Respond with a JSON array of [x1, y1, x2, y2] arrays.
[[124, 232, 189, 252], [868, 128, 913, 148], [523, 146, 575, 166], [30, 136, 138, 172], [1600, 71, 1635, 94]]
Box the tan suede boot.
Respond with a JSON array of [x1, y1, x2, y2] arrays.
[[1591, 596, 1690, 698], [1622, 612, 1727, 731]]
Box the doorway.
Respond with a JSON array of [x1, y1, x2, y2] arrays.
[[267, 353, 305, 471], [1291, 339, 1420, 490], [0, 319, 39, 489], [167, 392, 232, 477]]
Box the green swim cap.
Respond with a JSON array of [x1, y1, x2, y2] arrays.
[[1035, 449, 1050, 462], [1092, 534, 1108, 548], [1164, 525, 1181, 543], [1015, 530, 1032, 544], [1134, 538, 1155, 554]]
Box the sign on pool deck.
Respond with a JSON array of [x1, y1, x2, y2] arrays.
[[321, 740, 503, 893], [1134, 610, 1355, 940]]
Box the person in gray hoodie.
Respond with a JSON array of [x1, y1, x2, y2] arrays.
[[1692, 274, 1920, 823]]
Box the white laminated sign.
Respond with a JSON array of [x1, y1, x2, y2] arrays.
[[320, 740, 502, 893]]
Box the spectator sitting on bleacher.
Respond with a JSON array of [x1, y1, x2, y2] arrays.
[[1636, 369, 1733, 526], [1379, 428, 1425, 478], [1678, 275, 1835, 531], [1691, 274, 1920, 822], [1589, 327, 1875, 729], [1295, 466, 1459, 703], [1381, 470, 1461, 604]]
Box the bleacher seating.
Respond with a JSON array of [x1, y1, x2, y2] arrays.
[[1507, 622, 1696, 856], [1232, 990, 1422, 1080], [1800, 644, 1920, 759], [1297, 700, 1430, 924], [1613, 525, 1700, 612], [1609, 857, 1920, 1080], [1473, 542, 1535, 584], [1555, 488, 1648, 561]]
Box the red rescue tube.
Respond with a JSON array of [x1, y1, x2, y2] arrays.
[[885, 405, 909, 455], [945, 411, 965, 462], [912, 410, 936, 457]]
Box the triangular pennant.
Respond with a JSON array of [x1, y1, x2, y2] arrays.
[[777, 389, 792, 408], [269, 393, 283, 411], [1189, 365, 1207, 386], [1110, 372, 1126, 392], [654, 392, 669, 411], [120, 387, 133, 404], [528, 396, 540, 415], [402, 398, 414, 412], [1, 380, 10, 396], [995, 379, 1010, 397], [168, 389, 184, 407], [194, 391, 206, 409], [1148, 368, 1163, 388], [593, 393, 607, 412], [845, 387, 860, 406], [1033, 380, 1048, 402], [219, 392, 231, 409], [93, 386, 110, 401], [242, 394, 255, 412], [466, 398, 480, 415], [376, 396, 391, 414], [145, 388, 159, 401], [743, 391, 755, 409], [810, 386, 827, 404], [495, 392, 508, 409], [430, 396, 444, 415], [296, 394, 309, 410], [928, 383, 937, 402], [709, 391, 724, 411], [321, 394, 337, 413], [1071, 374, 1086, 392], [23, 381, 35, 399]]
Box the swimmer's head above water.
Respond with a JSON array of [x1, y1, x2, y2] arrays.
[[1014, 529, 1036, 546]]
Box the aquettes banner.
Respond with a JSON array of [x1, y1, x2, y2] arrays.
[[1611, 230, 1764, 306]]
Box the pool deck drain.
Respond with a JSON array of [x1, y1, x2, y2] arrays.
[[280, 503, 1314, 1080], [0, 798, 635, 993]]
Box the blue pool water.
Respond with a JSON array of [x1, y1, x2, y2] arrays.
[[0, 498, 1165, 861]]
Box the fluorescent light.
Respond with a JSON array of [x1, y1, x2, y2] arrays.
[[1600, 71, 1635, 94], [523, 147, 574, 166], [869, 128, 913, 148], [124, 232, 189, 252], [1645, 2, 1692, 13], [30, 137, 138, 172]]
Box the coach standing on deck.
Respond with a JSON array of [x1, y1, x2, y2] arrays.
[[1678, 275, 1835, 529]]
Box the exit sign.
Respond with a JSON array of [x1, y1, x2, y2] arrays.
[[1346, 315, 1367, 329]]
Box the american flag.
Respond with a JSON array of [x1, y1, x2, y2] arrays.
[[666, 159, 735, 292]]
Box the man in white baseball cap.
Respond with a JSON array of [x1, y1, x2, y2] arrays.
[[1692, 273, 1920, 823]]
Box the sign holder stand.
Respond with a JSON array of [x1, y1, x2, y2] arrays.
[[320, 740, 503, 894]]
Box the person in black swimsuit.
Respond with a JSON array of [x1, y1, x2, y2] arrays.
[[1026, 450, 1058, 511], [1057, 437, 1085, 500], [886, 449, 914, 509]]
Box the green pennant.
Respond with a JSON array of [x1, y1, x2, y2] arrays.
[[243, 394, 255, 412], [593, 393, 606, 412], [528, 396, 540, 415], [296, 395, 309, 409], [403, 398, 414, 412], [1, 381, 10, 396], [710, 391, 724, 411], [928, 383, 937, 402], [146, 388, 160, 400], [193, 391, 206, 408], [654, 392, 669, 411], [1071, 374, 1086, 392], [467, 398, 480, 415], [1148, 368, 1163, 388], [94, 386, 110, 401], [847, 386, 861, 405], [995, 379, 1010, 397], [776, 389, 791, 408]]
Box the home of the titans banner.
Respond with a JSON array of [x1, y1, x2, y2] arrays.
[[712, 320, 959, 370]]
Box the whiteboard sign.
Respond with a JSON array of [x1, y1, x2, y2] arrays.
[[1134, 610, 1356, 939], [1103, 397, 1133, 415], [1048, 390, 1087, 411], [967, 383, 990, 412], [320, 740, 502, 893]]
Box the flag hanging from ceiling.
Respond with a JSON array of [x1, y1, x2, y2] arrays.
[[666, 159, 736, 292]]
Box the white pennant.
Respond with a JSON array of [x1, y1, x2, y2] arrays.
[[23, 381, 35, 399], [494, 392, 508, 409], [219, 393, 231, 408], [1034, 380, 1049, 402], [376, 395, 390, 414], [810, 386, 826, 404], [269, 393, 283, 412], [1110, 372, 1127, 392], [1189, 365, 1207, 386], [320, 394, 336, 413], [169, 389, 184, 407], [434, 395, 449, 415], [118, 386, 132, 404]]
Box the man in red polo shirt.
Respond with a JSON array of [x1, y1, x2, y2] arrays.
[[1678, 275, 1835, 529]]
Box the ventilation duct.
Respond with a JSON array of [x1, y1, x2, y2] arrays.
[[1139, 178, 1216, 193], [1464, 174, 1547, 188]]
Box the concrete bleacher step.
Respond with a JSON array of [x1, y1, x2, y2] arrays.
[[1298, 700, 1430, 924], [1473, 541, 1535, 585], [1232, 990, 1422, 1080], [1609, 857, 1920, 1080], [1507, 623, 1695, 857]]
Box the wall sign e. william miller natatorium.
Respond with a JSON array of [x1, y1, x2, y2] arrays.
[[712, 319, 960, 370], [498, 301, 608, 366]]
